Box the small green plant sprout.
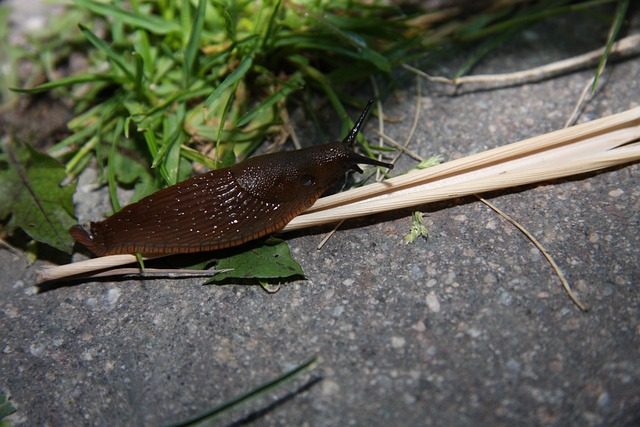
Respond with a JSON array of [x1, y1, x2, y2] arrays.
[[404, 211, 429, 244], [415, 155, 444, 170]]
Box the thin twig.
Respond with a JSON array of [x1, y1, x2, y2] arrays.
[[476, 196, 588, 311], [370, 76, 384, 182], [79, 268, 230, 280], [565, 76, 597, 128], [37, 254, 153, 282], [565, 13, 621, 128], [279, 103, 300, 150], [1, 239, 21, 255], [388, 76, 423, 168], [404, 33, 640, 90], [316, 220, 345, 250], [374, 131, 424, 161]]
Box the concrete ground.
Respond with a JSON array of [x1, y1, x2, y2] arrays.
[[1, 3, 639, 426]]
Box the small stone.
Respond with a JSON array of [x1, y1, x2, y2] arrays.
[[391, 336, 406, 348], [608, 188, 623, 198], [467, 327, 482, 338], [332, 305, 344, 317], [322, 379, 340, 396], [107, 288, 121, 305], [403, 393, 417, 404], [425, 292, 441, 313], [483, 273, 498, 285], [412, 321, 426, 332], [506, 359, 521, 373], [499, 291, 513, 306], [597, 392, 610, 409], [29, 343, 45, 357]]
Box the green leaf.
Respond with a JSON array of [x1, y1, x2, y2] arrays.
[[0, 391, 17, 423], [206, 238, 304, 284], [0, 141, 78, 253]]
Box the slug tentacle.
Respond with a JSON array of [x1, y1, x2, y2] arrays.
[[71, 99, 393, 256], [342, 99, 393, 171]]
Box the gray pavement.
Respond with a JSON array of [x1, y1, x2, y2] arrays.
[[1, 5, 639, 427]]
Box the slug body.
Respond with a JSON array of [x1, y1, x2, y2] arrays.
[[71, 100, 392, 256]]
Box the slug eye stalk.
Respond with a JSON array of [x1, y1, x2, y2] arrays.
[[343, 99, 375, 147], [343, 99, 394, 172]]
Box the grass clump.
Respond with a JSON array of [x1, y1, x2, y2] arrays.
[[0, 0, 628, 255], [12, 0, 419, 198]]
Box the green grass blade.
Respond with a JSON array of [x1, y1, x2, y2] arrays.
[[210, 1, 237, 42], [592, 0, 629, 91], [151, 106, 186, 185], [204, 55, 254, 108], [134, 29, 155, 78], [132, 51, 145, 98], [180, 145, 218, 170], [454, 25, 522, 79], [107, 118, 125, 212], [79, 24, 135, 82], [453, 0, 569, 78], [236, 72, 304, 127], [11, 74, 114, 93], [164, 105, 187, 185], [293, 59, 352, 134], [165, 356, 319, 427], [143, 129, 171, 184], [214, 78, 242, 162], [260, 0, 282, 50], [456, 0, 573, 42], [302, 10, 391, 72], [49, 121, 99, 155], [75, 0, 181, 34], [183, 0, 207, 86]]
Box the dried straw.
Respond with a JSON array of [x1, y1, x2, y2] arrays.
[[37, 107, 640, 283], [284, 107, 640, 230]]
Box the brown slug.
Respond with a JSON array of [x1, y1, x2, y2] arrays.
[[70, 99, 393, 256]]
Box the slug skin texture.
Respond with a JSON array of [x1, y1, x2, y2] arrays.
[[71, 100, 393, 256]]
